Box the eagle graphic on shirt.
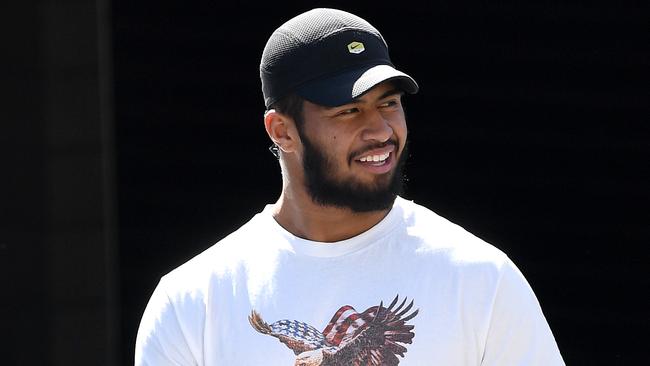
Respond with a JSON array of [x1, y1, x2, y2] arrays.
[[249, 295, 418, 366]]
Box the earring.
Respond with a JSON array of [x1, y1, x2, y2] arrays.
[[268, 144, 280, 159]]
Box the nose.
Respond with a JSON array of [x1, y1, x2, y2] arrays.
[[360, 109, 393, 143]]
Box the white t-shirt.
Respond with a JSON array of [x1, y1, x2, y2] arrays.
[[135, 197, 564, 365]]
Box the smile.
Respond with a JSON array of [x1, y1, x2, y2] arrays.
[[358, 152, 390, 163], [352, 144, 396, 173]]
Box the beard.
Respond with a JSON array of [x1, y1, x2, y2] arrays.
[[299, 131, 408, 213]]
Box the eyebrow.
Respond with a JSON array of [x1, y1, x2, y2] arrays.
[[375, 88, 404, 101], [324, 88, 404, 110]]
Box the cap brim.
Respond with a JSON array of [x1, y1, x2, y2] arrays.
[[295, 64, 419, 107]]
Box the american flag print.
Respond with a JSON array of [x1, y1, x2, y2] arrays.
[[249, 295, 419, 365]]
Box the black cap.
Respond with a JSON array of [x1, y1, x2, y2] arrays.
[[260, 8, 419, 108]]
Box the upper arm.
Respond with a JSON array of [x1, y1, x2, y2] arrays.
[[135, 281, 199, 366], [481, 259, 565, 366]]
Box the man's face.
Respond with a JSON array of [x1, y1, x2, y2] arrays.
[[296, 82, 409, 212]]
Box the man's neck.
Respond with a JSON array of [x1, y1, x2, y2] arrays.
[[271, 191, 392, 243]]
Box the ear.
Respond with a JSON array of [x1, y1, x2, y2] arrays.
[[264, 109, 299, 154]]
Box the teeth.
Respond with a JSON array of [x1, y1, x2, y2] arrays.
[[359, 152, 390, 162]]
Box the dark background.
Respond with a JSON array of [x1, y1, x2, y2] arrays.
[[3, 1, 647, 365]]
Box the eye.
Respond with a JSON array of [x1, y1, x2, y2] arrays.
[[336, 107, 359, 116], [379, 99, 400, 108]]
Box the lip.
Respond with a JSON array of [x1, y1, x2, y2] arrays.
[[353, 144, 395, 161], [352, 145, 396, 174]]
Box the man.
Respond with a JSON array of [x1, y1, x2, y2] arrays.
[[135, 8, 564, 365]]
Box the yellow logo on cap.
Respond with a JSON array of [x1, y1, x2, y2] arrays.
[[347, 41, 365, 54]]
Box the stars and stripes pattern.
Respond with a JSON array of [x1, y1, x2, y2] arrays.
[[323, 304, 373, 346], [269, 319, 327, 350]]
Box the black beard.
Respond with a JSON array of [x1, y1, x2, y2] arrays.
[[299, 131, 408, 213]]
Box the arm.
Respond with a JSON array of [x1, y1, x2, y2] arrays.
[[135, 280, 200, 366], [481, 259, 565, 365]]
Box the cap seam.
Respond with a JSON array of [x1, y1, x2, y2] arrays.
[[300, 26, 384, 45]]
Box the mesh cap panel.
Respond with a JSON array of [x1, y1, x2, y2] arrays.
[[280, 9, 383, 44], [260, 8, 417, 108]]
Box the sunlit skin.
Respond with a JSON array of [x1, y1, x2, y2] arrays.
[[264, 81, 408, 242]]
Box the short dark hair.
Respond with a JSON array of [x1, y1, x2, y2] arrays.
[[270, 93, 305, 128]]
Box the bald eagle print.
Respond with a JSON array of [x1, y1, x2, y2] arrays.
[[249, 295, 419, 366]]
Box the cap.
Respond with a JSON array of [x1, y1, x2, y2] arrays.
[[260, 8, 419, 108]]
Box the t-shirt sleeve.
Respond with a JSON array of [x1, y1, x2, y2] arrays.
[[135, 279, 199, 366], [481, 258, 565, 366]]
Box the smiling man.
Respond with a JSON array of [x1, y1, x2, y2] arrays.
[[267, 83, 409, 242], [135, 8, 564, 365]]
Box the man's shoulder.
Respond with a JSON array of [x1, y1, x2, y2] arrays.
[[159, 207, 275, 289], [395, 197, 510, 268]]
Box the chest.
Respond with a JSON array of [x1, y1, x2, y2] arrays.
[[201, 271, 492, 366]]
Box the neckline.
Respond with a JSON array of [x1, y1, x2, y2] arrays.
[[261, 197, 404, 258]]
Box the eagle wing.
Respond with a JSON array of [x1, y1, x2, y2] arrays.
[[329, 295, 419, 365], [249, 310, 327, 355]]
